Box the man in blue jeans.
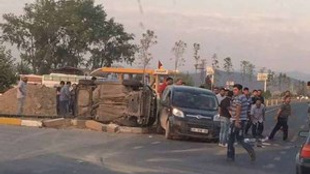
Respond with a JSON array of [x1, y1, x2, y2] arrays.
[[218, 90, 233, 147], [227, 84, 256, 161]]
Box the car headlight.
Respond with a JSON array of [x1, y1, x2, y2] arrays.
[[172, 108, 184, 118], [213, 114, 221, 121]]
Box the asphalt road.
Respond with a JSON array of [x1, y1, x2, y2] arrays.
[[0, 102, 309, 174]]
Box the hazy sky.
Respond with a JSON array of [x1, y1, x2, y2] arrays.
[[1, 0, 310, 74]]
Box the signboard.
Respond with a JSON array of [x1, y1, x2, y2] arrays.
[[154, 69, 169, 75], [226, 81, 234, 86], [257, 73, 268, 81]]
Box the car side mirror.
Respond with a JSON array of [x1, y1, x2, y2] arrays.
[[298, 130, 309, 138]]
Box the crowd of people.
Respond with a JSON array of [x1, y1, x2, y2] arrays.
[[56, 81, 77, 117], [214, 85, 292, 162]]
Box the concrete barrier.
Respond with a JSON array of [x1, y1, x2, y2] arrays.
[[21, 120, 43, 127]]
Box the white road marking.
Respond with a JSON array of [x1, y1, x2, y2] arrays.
[[280, 151, 287, 155], [274, 157, 281, 161], [132, 146, 144, 150], [263, 164, 275, 169], [151, 141, 161, 145], [300, 125, 305, 129]]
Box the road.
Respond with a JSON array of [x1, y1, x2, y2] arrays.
[[0, 102, 308, 174]]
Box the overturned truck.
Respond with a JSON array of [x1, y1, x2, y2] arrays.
[[76, 79, 157, 127]]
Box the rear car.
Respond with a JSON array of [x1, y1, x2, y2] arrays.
[[158, 86, 220, 140], [296, 130, 310, 174]]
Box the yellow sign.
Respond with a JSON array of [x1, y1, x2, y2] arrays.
[[257, 73, 268, 81], [154, 69, 169, 75]]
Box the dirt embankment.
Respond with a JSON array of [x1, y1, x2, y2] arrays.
[[0, 84, 57, 116]]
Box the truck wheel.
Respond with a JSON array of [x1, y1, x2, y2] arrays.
[[78, 79, 94, 85], [122, 79, 143, 88], [165, 120, 173, 139]]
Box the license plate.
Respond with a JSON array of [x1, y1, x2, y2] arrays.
[[190, 128, 209, 134]]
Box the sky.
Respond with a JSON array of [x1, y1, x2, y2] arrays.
[[1, 0, 310, 75]]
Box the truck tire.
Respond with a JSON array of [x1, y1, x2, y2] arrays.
[[122, 79, 143, 88], [78, 79, 94, 85]]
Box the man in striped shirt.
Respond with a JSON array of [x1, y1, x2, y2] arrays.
[[227, 84, 256, 162]]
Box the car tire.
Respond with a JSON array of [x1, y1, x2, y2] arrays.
[[165, 120, 173, 139]]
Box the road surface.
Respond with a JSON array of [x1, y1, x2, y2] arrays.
[[0, 102, 308, 174]]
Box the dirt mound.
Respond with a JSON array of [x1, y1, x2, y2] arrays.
[[0, 84, 57, 116]]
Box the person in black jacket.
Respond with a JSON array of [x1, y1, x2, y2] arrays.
[[218, 90, 233, 147]]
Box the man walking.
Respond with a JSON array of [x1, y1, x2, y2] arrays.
[[218, 90, 233, 147], [59, 81, 71, 117], [250, 99, 265, 139], [267, 96, 292, 141], [227, 84, 256, 161], [17, 76, 28, 115], [243, 87, 253, 135]]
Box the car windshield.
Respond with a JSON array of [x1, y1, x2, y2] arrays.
[[172, 89, 218, 111]]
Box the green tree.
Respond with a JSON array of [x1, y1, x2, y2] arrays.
[[171, 40, 187, 74], [240, 60, 249, 81], [1, 0, 136, 74], [211, 53, 220, 69], [0, 46, 17, 92], [193, 43, 201, 73], [136, 30, 157, 71], [223, 57, 233, 78], [246, 63, 255, 82]]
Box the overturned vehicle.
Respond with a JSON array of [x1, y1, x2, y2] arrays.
[[76, 78, 157, 127]]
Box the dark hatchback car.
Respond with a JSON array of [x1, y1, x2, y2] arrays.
[[296, 130, 310, 174], [158, 86, 221, 140]]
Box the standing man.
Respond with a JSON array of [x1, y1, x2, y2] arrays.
[[267, 96, 292, 141], [251, 90, 259, 104], [250, 99, 265, 139], [158, 77, 173, 97], [59, 81, 71, 117], [227, 84, 256, 161], [218, 90, 233, 147], [17, 76, 28, 115], [216, 88, 226, 104], [243, 87, 253, 136], [257, 89, 265, 104], [56, 81, 65, 115]]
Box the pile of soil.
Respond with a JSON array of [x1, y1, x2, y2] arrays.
[[0, 84, 57, 116]]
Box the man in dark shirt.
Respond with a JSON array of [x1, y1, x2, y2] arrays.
[[268, 96, 292, 141], [218, 90, 233, 147], [257, 89, 265, 104]]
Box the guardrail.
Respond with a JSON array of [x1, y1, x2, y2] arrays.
[[265, 98, 309, 107]]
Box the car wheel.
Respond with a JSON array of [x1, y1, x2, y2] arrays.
[[165, 120, 173, 139]]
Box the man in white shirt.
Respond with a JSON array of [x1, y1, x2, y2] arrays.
[[216, 88, 226, 104], [17, 76, 28, 115], [250, 99, 265, 139]]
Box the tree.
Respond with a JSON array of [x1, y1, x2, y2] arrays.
[[240, 60, 249, 81], [259, 67, 267, 73], [0, 46, 17, 92], [171, 40, 187, 74], [211, 53, 220, 69], [246, 63, 255, 82], [136, 30, 157, 72], [193, 43, 201, 73], [223, 57, 233, 78], [1, 0, 136, 74]]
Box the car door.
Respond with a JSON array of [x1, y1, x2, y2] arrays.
[[159, 87, 172, 130]]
